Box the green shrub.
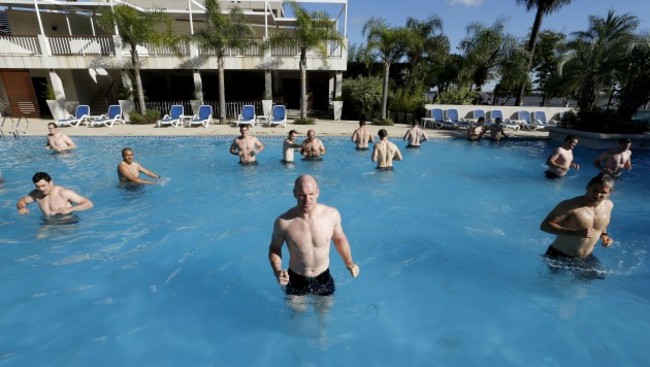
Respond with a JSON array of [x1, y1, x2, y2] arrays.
[[130, 109, 160, 124], [437, 87, 477, 105], [565, 110, 649, 134], [390, 87, 426, 113], [342, 75, 383, 119], [373, 118, 394, 126], [293, 117, 315, 125]]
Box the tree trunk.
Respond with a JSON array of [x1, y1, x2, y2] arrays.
[[131, 45, 146, 114], [300, 49, 307, 119], [218, 56, 226, 124], [381, 61, 390, 120], [264, 69, 272, 101], [515, 9, 545, 106]]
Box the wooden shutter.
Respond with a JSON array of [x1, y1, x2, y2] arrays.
[[1, 70, 40, 118]]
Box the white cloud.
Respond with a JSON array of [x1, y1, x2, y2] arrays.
[[448, 0, 483, 6]]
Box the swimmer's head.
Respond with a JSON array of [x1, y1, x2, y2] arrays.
[[586, 174, 615, 191], [359, 119, 366, 126], [378, 129, 388, 139], [287, 129, 297, 139], [32, 172, 52, 184]]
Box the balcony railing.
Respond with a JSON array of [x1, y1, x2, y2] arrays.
[[49, 36, 115, 56], [0, 35, 344, 60], [0, 35, 41, 55]]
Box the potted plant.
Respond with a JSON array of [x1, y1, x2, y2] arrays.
[[43, 83, 67, 120], [116, 85, 134, 123]]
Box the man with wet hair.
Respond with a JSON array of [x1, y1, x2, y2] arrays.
[[540, 174, 615, 279], [545, 135, 580, 179], [282, 130, 301, 163], [268, 174, 359, 311], [373, 129, 403, 170], [593, 138, 632, 178], [352, 119, 374, 150], [403, 120, 428, 148], [45, 122, 76, 153], [118, 147, 160, 185], [230, 125, 265, 165], [16, 172, 93, 216], [300, 129, 326, 160]]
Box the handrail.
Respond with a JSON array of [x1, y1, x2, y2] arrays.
[[12, 116, 29, 137]]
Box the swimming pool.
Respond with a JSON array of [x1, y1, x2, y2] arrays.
[[1, 136, 648, 366]]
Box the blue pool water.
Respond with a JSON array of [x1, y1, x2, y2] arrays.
[[0, 135, 649, 366]]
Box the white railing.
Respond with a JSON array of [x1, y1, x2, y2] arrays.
[[0, 35, 40, 55], [271, 40, 343, 58], [197, 38, 264, 57], [48, 36, 114, 56], [138, 41, 191, 57]]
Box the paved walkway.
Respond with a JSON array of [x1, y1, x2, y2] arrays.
[[11, 118, 549, 140]]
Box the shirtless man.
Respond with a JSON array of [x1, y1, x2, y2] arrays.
[[403, 121, 428, 148], [117, 147, 160, 185], [373, 129, 403, 170], [540, 174, 614, 279], [300, 129, 326, 160], [282, 130, 302, 163], [16, 172, 93, 217], [268, 175, 359, 311], [488, 117, 508, 142], [545, 135, 580, 179], [230, 125, 265, 165], [593, 138, 632, 178], [467, 117, 486, 142], [45, 122, 76, 153], [352, 119, 374, 150]]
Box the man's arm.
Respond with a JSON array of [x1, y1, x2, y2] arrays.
[[119, 163, 155, 185], [16, 194, 35, 215], [624, 153, 632, 171], [268, 218, 289, 285], [352, 130, 359, 143], [330, 209, 359, 278], [593, 152, 607, 172], [420, 130, 428, 141], [402, 130, 410, 140], [371, 144, 378, 162], [139, 164, 160, 179], [56, 189, 93, 215], [540, 201, 591, 238], [546, 150, 562, 169], [255, 138, 265, 153], [229, 139, 239, 156], [63, 135, 77, 150], [393, 146, 403, 161], [318, 140, 326, 156]]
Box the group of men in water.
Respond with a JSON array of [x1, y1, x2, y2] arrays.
[[12, 119, 636, 313]]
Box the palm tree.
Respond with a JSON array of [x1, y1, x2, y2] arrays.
[[458, 20, 507, 90], [560, 11, 639, 114], [616, 34, 650, 121], [193, 0, 255, 124], [97, 4, 177, 114], [403, 15, 450, 92], [514, 0, 572, 105], [268, 1, 344, 120], [363, 18, 412, 120]]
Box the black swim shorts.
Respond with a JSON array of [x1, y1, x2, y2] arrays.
[[302, 157, 323, 161], [376, 166, 394, 171], [239, 161, 258, 166], [406, 145, 421, 149], [286, 268, 335, 296], [544, 170, 561, 179], [356, 147, 370, 151], [544, 245, 605, 280]]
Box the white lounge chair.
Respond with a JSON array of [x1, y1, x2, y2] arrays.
[[529, 110, 557, 130], [445, 108, 469, 129], [488, 109, 519, 130], [236, 105, 256, 127], [157, 105, 185, 127], [187, 105, 212, 128], [511, 110, 534, 130], [89, 105, 124, 127], [57, 104, 90, 127], [422, 108, 455, 129], [267, 105, 287, 128]]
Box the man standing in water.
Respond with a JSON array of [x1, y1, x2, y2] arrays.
[[545, 135, 580, 179], [16, 172, 93, 216], [540, 174, 615, 279], [593, 138, 632, 178], [282, 130, 301, 163], [402, 120, 428, 148], [352, 119, 374, 150], [117, 147, 161, 185], [230, 125, 265, 165], [300, 129, 326, 160], [45, 123, 76, 153], [268, 174, 360, 311], [373, 129, 403, 170]]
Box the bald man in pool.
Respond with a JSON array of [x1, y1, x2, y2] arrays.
[[540, 174, 615, 279], [268, 174, 360, 312]]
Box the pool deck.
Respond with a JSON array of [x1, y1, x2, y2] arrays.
[[16, 118, 550, 139]]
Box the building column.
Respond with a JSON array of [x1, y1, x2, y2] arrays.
[[264, 69, 272, 100], [121, 69, 133, 98], [48, 70, 65, 99], [193, 70, 204, 102], [335, 71, 343, 99]]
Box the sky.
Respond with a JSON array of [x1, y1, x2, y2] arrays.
[[338, 0, 650, 51]]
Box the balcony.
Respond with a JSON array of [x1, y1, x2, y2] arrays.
[[0, 35, 346, 70]]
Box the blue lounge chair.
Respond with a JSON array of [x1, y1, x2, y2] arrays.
[[268, 105, 287, 128], [89, 105, 124, 127], [488, 109, 519, 130], [157, 105, 184, 127], [187, 105, 212, 128], [511, 110, 534, 130], [236, 104, 256, 127], [445, 108, 469, 129], [421, 108, 448, 129], [528, 110, 557, 130], [57, 104, 90, 127]]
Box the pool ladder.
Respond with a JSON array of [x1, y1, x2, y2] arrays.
[[0, 114, 29, 138]]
